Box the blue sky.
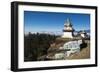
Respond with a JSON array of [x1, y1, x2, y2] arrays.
[[24, 11, 90, 33]]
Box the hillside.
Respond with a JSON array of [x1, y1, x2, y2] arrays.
[[47, 37, 90, 60]]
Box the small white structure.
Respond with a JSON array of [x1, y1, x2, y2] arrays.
[[55, 40, 82, 59], [55, 53, 65, 59], [59, 47, 63, 50], [63, 40, 82, 57], [80, 30, 87, 38], [62, 19, 74, 38]]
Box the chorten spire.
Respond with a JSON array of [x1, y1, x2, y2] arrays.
[[63, 18, 74, 32], [64, 18, 72, 27]]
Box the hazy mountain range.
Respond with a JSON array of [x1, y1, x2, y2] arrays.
[[25, 29, 90, 36]]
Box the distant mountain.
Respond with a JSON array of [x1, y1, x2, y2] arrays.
[[75, 29, 90, 33], [24, 29, 90, 36], [85, 29, 90, 33], [24, 31, 63, 36], [75, 29, 90, 36]]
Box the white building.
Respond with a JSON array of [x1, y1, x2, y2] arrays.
[[63, 40, 82, 57], [55, 53, 65, 59], [57, 40, 82, 58], [80, 30, 87, 38], [62, 19, 74, 38]]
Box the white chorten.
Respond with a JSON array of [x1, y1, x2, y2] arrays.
[[62, 18, 74, 38], [80, 30, 87, 38]]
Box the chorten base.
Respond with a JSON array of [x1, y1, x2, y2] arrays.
[[61, 32, 73, 38]]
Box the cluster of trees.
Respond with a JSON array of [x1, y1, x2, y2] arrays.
[[24, 32, 57, 61]]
